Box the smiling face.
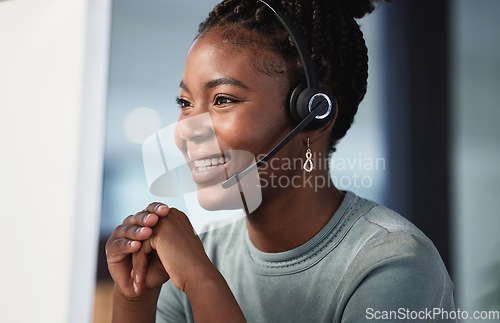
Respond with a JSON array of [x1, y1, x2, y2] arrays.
[[174, 27, 306, 211]]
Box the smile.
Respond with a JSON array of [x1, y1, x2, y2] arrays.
[[190, 154, 232, 184], [194, 156, 231, 171]]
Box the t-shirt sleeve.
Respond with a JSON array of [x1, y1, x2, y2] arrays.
[[156, 280, 192, 323], [340, 231, 456, 322]]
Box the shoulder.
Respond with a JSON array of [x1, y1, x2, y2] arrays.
[[344, 198, 445, 272], [360, 203, 426, 237], [351, 202, 443, 264], [340, 196, 454, 303], [332, 192, 451, 289], [334, 195, 456, 316]]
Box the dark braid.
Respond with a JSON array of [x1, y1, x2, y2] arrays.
[[197, 0, 379, 154]]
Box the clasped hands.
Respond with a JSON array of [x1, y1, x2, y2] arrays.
[[106, 203, 216, 299]]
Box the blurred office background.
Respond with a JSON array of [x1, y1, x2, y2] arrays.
[[95, 0, 500, 321], [1, 0, 499, 322]]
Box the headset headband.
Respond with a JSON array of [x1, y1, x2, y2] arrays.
[[258, 0, 320, 89]]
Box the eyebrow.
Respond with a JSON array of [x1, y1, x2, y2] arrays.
[[205, 77, 250, 90], [179, 80, 190, 92], [179, 77, 250, 92]]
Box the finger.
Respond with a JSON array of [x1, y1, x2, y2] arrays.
[[143, 202, 169, 217], [132, 250, 148, 294], [106, 225, 152, 265], [122, 212, 160, 227], [105, 238, 141, 263], [112, 224, 153, 241]]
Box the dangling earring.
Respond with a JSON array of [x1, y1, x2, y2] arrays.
[[303, 138, 314, 173]]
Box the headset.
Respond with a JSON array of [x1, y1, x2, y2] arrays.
[[222, 0, 337, 189]]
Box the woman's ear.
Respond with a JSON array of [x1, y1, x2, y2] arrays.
[[304, 101, 338, 144]]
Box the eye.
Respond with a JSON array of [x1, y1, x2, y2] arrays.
[[176, 97, 192, 109], [214, 95, 238, 106]]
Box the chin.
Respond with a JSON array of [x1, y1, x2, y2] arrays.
[[196, 174, 263, 212], [196, 184, 244, 211]]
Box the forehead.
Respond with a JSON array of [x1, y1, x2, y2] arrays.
[[185, 27, 287, 81], [187, 30, 252, 70]]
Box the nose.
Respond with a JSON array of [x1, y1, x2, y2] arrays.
[[175, 112, 215, 145]]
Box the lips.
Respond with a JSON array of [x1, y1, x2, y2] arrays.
[[190, 154, 232, 184]]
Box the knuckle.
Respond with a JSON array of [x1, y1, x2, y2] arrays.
[[143, 212, 152, 223], [116, 224, 127, 232], [108, 238, 122, 251], [117, 224, 139, 238], [146, 202, 158, 211], [126, 225, 140, 234], [123, 214, 136, 225], [121, 238, 133, 250], [152, 202, 167, 212], [112, 225, 125, 238], [105, 238, 112, 250]]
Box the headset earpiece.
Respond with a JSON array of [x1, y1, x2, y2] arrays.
[[289, 83, 306, 124], [289, 82, 336, 130]]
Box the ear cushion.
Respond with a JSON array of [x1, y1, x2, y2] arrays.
[[289, 83, 307, 124]]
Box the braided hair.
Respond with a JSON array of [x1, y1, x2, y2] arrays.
[[197, 0, 379, 154]]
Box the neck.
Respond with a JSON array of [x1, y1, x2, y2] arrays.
[[245, 173, 344, 253]]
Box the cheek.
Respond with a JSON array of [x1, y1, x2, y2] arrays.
[[212, 108, 286, 154], [217, 125, 255, 154]]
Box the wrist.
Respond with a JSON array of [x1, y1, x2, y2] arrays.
[[183, 266, 224, 298], [112, 285, 162, 323], [183, 268, 246, 322], [114, 284, 161, 308]]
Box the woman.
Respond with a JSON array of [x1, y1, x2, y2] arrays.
[[106, 0, 456, 322]]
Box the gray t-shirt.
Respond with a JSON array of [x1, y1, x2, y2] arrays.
[[157, 191, 456, 322]]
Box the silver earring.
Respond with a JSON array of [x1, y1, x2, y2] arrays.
[[303, 138, 313, 173]]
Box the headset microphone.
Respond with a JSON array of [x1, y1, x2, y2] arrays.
[[221, 0, 336, 190]]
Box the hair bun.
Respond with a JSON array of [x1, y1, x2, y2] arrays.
[[342, 0, 377, 19]]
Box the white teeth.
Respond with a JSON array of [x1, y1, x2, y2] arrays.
[[194, 156, 231, 170]]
